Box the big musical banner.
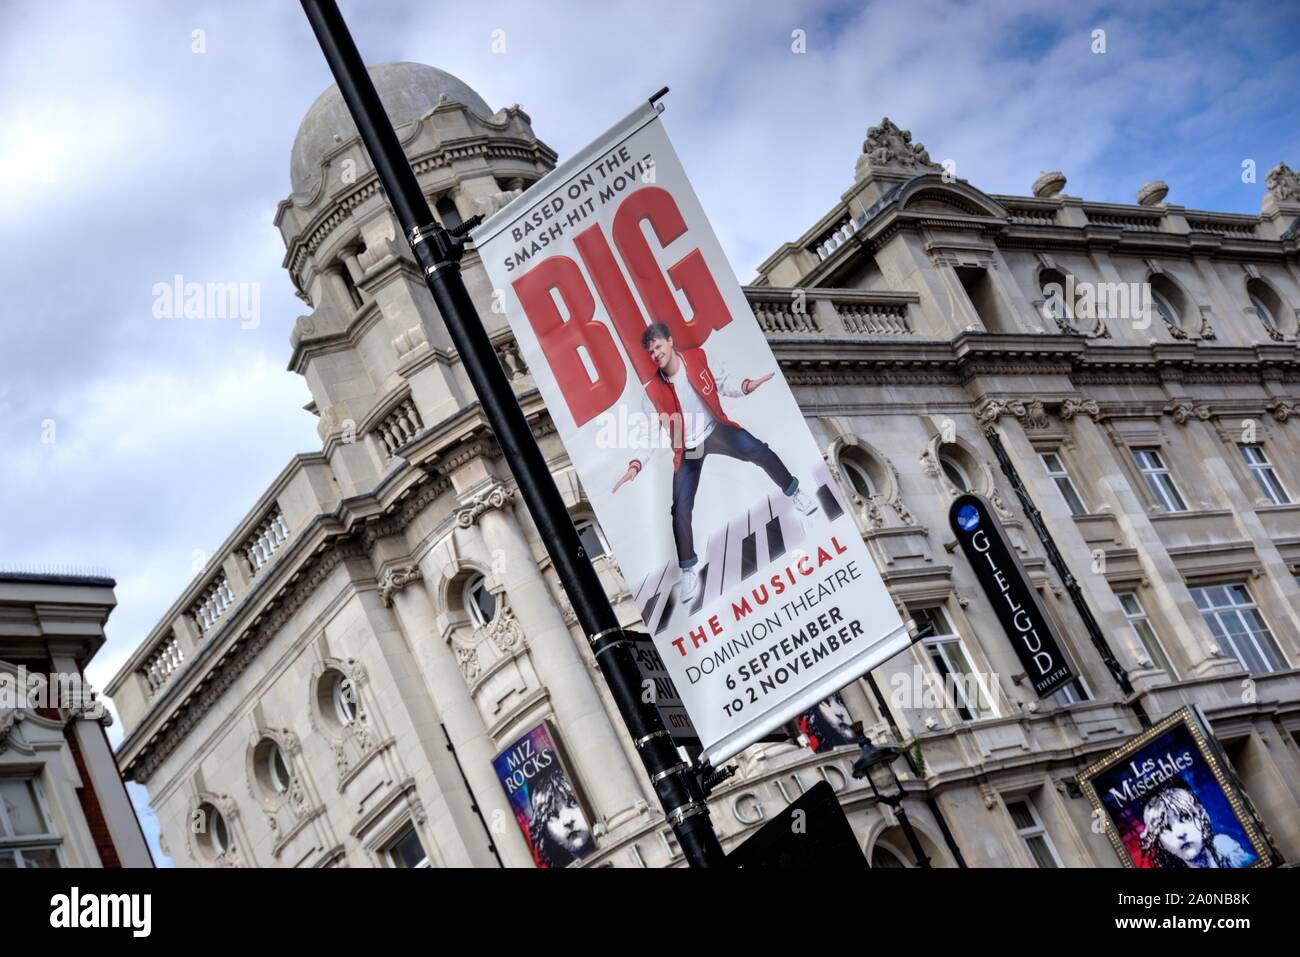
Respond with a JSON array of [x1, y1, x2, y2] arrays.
[[473, 101, 908, 764]]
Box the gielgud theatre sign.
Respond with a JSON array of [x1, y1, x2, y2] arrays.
[[948, 494, 1073, 697], [473, 100, 909, 765]]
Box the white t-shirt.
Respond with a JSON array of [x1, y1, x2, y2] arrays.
[[667, 361, 717, 449]]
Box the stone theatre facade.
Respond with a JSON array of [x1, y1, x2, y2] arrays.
[[108, 62, 1300, 867]]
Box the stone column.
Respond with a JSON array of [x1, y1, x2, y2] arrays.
[[465, 485, 647, 829], [381, 564, 534, 869]]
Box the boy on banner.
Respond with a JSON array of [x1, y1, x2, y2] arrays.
[[612, 322, 818, 604]]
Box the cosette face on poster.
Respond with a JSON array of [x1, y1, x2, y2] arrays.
[[1080, 707, 1272, 869]]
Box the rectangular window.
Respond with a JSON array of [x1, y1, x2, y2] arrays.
[[385, 823, 430, 868], [0, 776, 63, 868], [1005, 797, 1062, 868], [1116, 591, 1176, 679], [1241, 445, 1290, 505], [1039, 451, 1087, 516], [1133, 448, 1187, 512], [1189, 584, 1286, 674], [908, 605, 996, 720]]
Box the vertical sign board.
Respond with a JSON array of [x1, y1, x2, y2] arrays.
[[473, 101, 909, 765], [948, 493, 1073, 697], [493, 721, 599, 869], [1079, 706, 1273, 868]]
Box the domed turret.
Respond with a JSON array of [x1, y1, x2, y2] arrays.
[[273, 62, 557, 498], [290, 62, 493, 198]]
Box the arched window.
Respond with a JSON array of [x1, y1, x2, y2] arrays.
[[269, 744, 291, 794], [1039, 268, 1075, 326], [197, 803, 230, 858], [1148, 274, 1187, 335], [464, 574, 496, 627], [333, 676, 358, 726], [871, 842, 909, 868], [939, 453, 973, 492], [842, 458, 876, 499], [1247, 278, 1285, 336]]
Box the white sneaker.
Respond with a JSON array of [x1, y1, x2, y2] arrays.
[[791, 489, 817, 516], [677, 565, 701, 605]]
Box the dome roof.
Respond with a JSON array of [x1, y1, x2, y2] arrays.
[[290, 61, 493, 197]]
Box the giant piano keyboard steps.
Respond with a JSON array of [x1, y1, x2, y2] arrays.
[[633, 464, 847, 636]]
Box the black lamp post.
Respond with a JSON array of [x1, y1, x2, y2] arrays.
[[852, 736, 932, 868]]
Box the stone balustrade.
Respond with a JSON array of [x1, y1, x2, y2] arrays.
[[372, 397, 424, 457], [241, 507, 291, 576], [142, 633, 185, 694], [744, 287, 917, 338], [190, 573, 235, 637]]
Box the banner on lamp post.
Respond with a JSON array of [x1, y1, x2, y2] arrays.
[[472, 100, 908, 765]]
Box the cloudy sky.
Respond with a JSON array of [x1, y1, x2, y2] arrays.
[[2, 0, 1296, 865]]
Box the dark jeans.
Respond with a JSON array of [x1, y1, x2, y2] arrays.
[[672, 422, 798, 568]]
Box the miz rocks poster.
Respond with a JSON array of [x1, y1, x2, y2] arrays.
[[473, 100, 908, 764], [1079, 707, 1273, 869], [493, 722, 597, 869]]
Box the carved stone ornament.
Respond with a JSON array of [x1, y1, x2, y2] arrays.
[[455, 645, 481, 683], [379, 564, 423, 607], [0, 709, 20, 753], [1032, 171, 1066, 198], [455, 483, 515, 528], [1136, 180, 1169, 207], [864, 496, 886, 530], [989, 489, 1015, 521], [477, 605, 524, 654], [919, 447, 939, 478], [1267, 399, 1295, 422], [475, 188, 522, 220], [976, 398, 1024, 427], [1169, 401, 1212, 425], [855, 117, 939, 180], [1265, 162, 1300, 203], [1060, 397, 1101, 421]]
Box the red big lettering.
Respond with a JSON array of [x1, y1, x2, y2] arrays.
[[511, 255, 626, 427], [612, 186, 732, 351]]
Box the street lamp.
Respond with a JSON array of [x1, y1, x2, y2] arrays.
[[852, 736, 932, 868]]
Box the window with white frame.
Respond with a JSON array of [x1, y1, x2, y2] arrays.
[[1039, 451, 1087, 516], [1116, 591, 1176, 678], [1189, 584, 1287, 674], [1004, 796, 1062, 868], [574, 515, 609, 560], [464, 575, 497, 628], [908, 605, 996, 720], [0, 776, 62, 868], [1240, 445, 1290, 505], [1133, 448, 1187, 512], [385, 823, 430, 868]]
